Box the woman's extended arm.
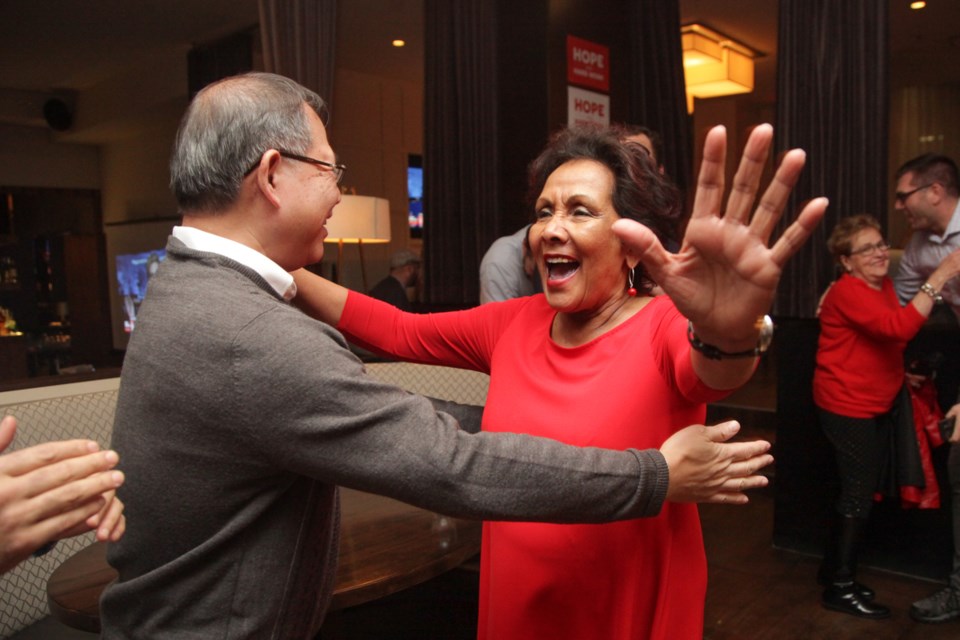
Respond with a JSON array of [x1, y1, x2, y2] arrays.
[[291, 269, 350, 326], [293, 268, 504, 370], [830, 250, 960, 342]]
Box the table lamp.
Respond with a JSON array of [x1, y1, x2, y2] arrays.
[[324, 195, 391, 291]]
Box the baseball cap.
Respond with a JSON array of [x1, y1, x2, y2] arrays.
[[390, 249, 421, 268]]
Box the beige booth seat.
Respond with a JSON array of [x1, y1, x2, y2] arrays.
[[0, 363, 489, 637]]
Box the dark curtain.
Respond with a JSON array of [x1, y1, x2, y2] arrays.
[[258, 0, 336, 102], [423, 0, 499, 305], [773, 0, 888, 318], [187, 31, 255, 98], [626, 0, 693, 197]]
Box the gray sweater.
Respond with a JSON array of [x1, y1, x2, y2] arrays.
[[100, 239, 667, 639]]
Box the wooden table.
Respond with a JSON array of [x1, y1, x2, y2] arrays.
[[47, 488, 482, 633]]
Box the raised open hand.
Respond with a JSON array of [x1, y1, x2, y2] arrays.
[[614, 124, 827, 352]]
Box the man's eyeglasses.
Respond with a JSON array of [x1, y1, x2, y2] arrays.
[[848, 240, 890, 257], [894, 183, 933, 204], [245, 150, 346, 184]]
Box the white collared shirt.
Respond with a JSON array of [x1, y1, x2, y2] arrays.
[[171, 226, 297, 301]]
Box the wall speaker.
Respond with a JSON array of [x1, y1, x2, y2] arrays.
[[43, 98, 73, 131]]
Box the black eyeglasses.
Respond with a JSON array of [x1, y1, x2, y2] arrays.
[[848, 240, 890, 257], [894, 183, 933, 204], [245, 150, 346, 184]]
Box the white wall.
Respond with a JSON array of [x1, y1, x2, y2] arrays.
[[0, 123, 100, 189]]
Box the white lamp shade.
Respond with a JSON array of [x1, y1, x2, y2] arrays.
[[325, 195, 391, 243]]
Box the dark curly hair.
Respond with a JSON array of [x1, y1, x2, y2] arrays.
[[525, 125, 682, 295]]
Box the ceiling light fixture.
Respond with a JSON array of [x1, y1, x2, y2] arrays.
[[681, 24, 756, 113], [910, 1, 926, 9], [392, 39, 406, 47]]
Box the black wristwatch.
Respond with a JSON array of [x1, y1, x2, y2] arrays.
[[687, 315, 774, 360]]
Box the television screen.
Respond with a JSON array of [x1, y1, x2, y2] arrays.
[[105, 218, 177, 349], [116, 249, 165, 334], [408, 154, 423, 238]]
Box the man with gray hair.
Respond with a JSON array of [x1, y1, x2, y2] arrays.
[[100, 71, 773, 639]]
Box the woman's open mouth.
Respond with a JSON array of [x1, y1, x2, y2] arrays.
[[545, 256, 580, 285]]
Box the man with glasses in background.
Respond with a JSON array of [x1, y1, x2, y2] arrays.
[[893, 154, 960, 317], [893, 154, 960, 624]]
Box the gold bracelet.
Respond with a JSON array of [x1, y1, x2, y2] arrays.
[[920, 282, 943, 304]]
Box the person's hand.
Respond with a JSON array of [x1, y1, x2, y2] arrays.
[[815, 281, 835, 317], [613, 124, 828, 352], [904, 372, 927, 389], [60, 489, 126, 542], [0, 416, 125, 574], [939, 248, 960, 281], [93, 491, 126, 542], [927, 248, 960, 291], [947, 404, 960, 445], [660, 420, 773, 504]]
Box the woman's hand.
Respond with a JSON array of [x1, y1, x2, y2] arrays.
[[613, 124, 827, 352]]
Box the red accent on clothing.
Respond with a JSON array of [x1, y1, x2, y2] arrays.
[[900, 380, 945, 509], [814, 274, 925, 418], [340, 292, 731, 640]]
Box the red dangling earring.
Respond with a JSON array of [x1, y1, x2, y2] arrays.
[[627, 270, 637, 297]]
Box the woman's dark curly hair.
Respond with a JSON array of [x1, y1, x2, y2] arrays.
[[525, 125, 682, 295]]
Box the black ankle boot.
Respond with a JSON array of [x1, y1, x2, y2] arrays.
[[820, 515, 890, 618], [817, 566, 876, 601], [822, 582, 890, 618]]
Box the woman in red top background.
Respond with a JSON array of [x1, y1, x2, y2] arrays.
[[814, 214, 960, 619]]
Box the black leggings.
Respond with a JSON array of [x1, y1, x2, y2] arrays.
[[818, 408, 889, 518]]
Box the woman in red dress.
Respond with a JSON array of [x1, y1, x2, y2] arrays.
[[295, 124, 826, 638]]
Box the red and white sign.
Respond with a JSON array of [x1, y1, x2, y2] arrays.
[[567, 86, 610, 128], [566, 35, 609, 92]]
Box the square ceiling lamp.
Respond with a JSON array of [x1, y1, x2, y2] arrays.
[[681, 24, 756, 113], [324, 195, 391, 291]]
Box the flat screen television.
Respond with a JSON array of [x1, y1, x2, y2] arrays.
[[408, 154, 423, 238], [115, 249, 165, 334], [104, 219, 178, 350]]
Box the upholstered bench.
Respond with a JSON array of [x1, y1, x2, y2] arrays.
[[0, 363, 489, 636]]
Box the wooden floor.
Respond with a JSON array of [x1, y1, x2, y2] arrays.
[[702, 357, 959, 639], [321, 469, 960, 640], [701, 483, 957, 639]]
